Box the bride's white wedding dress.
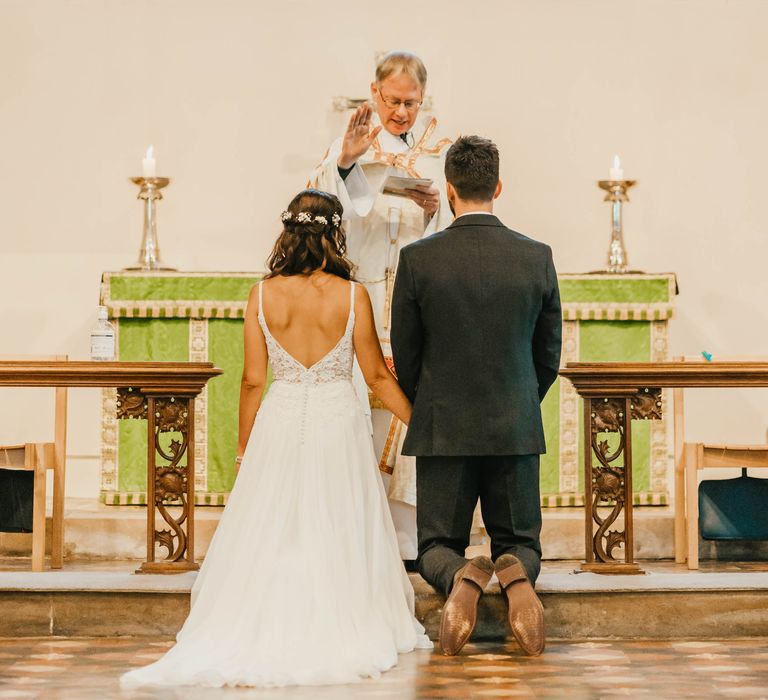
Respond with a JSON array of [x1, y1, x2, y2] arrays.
[[121, 280, 431, 689]]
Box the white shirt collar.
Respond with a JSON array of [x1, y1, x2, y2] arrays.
[[372, 113, 428, 152], [455, 211, 495, 219]]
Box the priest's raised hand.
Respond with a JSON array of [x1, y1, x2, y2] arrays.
[[337, 102, 383, 170]]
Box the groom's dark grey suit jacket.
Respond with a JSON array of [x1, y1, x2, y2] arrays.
[[390, 213, 562, 457]]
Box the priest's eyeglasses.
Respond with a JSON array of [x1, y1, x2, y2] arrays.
[[378, 91, 423, 112]]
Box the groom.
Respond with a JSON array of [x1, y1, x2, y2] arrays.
[[390, 135, 562, 656]]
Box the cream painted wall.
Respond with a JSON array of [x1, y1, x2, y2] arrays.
[[1, 0, 767, 498]]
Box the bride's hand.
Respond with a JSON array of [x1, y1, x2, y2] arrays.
[[338, 103, 382, 170]]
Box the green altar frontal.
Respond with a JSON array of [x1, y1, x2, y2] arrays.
[[544, 272, 678, 507], [99, 272, 261, 506], [99, 271, 677, 507]]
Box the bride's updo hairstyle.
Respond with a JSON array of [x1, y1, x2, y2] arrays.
[[265, 189, 353, 280]]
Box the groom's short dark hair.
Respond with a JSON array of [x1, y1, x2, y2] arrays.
[[444, 135, 499, 201]]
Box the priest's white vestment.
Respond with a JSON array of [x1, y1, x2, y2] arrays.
[[309, 113, 452, 558]]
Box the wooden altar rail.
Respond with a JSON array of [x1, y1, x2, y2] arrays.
[[0, 361, 222, 574], [558, 361, 768, 574]]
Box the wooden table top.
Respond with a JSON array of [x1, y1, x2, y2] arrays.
[[0, 361, 223, 392], [560, 361, 768, 392]]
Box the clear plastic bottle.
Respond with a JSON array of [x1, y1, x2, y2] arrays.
[[90, 306, 116, 361]]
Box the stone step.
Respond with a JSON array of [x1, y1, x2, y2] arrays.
[[2, 561, 767, 639], [0, 498, 677, 561]]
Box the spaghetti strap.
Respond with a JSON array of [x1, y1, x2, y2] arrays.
[[258, 280, 264, 317], [348, 281, 355, 326]]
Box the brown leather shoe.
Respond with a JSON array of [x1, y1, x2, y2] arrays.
[[439, 555, 494, 656], [495, 553, 545, 656]]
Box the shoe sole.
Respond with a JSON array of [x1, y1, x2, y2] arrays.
[[496, 555, 546, 656], [439, 556, 494, 656]]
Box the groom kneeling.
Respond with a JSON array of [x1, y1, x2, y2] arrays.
[[391, 135, 562, 656]]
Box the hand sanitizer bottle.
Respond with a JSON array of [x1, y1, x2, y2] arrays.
[[90, 306, 116, 361]]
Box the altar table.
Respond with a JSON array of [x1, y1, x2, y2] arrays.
[[100, 271, 677, 508], [559, 361, 768, 574], [0, 361, 222, 573]]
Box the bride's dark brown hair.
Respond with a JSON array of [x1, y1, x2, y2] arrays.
[[265, 189, 353, 280]]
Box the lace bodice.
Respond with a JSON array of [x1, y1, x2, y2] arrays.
[[257, 280, 355, 385]]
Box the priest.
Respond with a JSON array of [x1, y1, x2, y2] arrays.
[[309, 51, 453, 560]]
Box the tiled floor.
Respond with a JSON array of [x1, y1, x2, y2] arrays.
[[1, 637, 767, 699]]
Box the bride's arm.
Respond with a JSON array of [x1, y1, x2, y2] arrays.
[[236, 284, 269, 471], [352, 284, 412, 425]]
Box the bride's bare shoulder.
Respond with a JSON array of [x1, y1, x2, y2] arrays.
[[259, 275, 295, 298], [353, 280, 370, 303]]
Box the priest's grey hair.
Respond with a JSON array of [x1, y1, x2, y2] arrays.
[[375, 51, 427, 90]]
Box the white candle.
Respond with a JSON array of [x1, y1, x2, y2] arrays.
[[142, 145, 156, 178], [609, 154, 623, 181]]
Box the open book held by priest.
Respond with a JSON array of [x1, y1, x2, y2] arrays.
[[382, 175, 434, 198]]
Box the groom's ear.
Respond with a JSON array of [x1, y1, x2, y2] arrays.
[[446, 181, 456, 201], [493, 180, 503, 200]]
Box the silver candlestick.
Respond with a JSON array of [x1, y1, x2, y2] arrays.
[[598, 179, 637, 273], [125, 177, 176, 271]]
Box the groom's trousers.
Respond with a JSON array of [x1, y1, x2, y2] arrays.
[[416, 454, 542, 597]]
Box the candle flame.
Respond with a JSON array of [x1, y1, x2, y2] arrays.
[[145, 145, 154, 159], [612, 154, 621, 169]]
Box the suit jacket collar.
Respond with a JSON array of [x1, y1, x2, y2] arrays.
[[447, 213, 504, 229]]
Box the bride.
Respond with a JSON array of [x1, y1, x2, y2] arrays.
[[121, 189, 431, 689]]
